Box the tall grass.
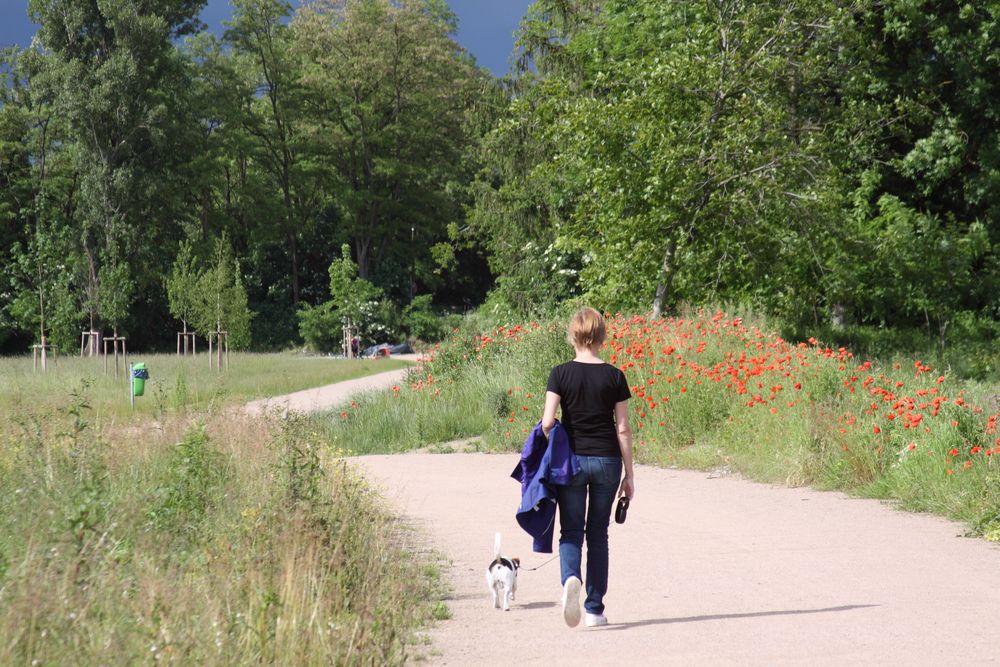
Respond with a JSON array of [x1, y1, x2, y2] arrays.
[[782, 312, 1000, 382], [319, 323, 568, 454], [0, 353, 409, 418], [320, 310, 1000, 540], [0, 392, 444, 665]]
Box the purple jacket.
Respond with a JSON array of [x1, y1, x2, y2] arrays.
[[511, 420, 580, 553]]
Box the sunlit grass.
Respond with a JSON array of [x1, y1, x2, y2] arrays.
[[0, 353, 411, 418], [320, 363, 519, 455], [0, 402, 444, 665]]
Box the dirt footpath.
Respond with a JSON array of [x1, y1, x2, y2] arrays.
[[244, 357, 417, 416], [355, 453, 1000, 666]]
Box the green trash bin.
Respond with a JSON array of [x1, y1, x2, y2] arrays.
[[132, 363, 149, 397]]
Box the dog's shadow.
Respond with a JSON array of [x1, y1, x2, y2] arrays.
[[518, 601, 558, 610]]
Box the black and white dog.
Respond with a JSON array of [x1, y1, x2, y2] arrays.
[[486, 532, 519, 611]]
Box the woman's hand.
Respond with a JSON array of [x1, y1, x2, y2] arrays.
[[619, 475, 634, 499]]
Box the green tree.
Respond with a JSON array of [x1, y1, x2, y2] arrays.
[[192, 235, 252, 349], [327, 243, 382, 324], [182, 28, 307, 347], [1, 46, 87, 351], [293, 0, 479, 288], [462, 0, 603, 318], [297, 244, 384, 352], [8, 223, 83, 353], [27, 0, 208, 337], [825, 1, 1000, 331], [166, 239, 201, 337], [2, 0, 493, 351], [96, 254, 134, 337], [473, 0, 887, 322], [564, 1, 852, 315], [224, 0, 326, 305], [465, 74, 585, 319]]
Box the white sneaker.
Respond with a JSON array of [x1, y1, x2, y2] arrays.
[[561, 576, 582, 627], [585, 613, 608, 627]]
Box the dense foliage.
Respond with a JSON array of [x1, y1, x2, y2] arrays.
[[0, 0, 489, 353], [3, 0, 1000, 352], [468, 0, 1000, 339]]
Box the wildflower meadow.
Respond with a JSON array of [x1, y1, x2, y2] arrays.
[[326, 310, 1000, 540]]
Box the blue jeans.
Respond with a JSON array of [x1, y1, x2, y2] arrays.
[[556, 455, 622, 615]]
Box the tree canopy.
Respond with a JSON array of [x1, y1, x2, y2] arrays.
[[2, 0, 1000, 352], [468, 0, 1000, 334]]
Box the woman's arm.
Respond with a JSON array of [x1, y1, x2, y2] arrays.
[[614, 399, 635, 498], [541, 391, 561, 438]]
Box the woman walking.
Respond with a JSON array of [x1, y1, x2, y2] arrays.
[[541, 307, 634, 627]]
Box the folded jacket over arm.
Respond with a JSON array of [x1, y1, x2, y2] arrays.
[[511, 420, 580, 553]]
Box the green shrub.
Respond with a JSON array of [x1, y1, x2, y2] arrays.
[[403, 295, 447, 342], [146, 423, 226, 539], [297, 301, 341, 353], [272, 415, 324, 507]]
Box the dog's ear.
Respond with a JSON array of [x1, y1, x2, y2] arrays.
[[512, 557, 520, 568]]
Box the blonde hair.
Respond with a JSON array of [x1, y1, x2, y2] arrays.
[[567, 307, 606, 348]]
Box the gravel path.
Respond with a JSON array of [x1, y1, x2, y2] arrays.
[[243, 356, 418, 416], [355, 452, 1000, 666]]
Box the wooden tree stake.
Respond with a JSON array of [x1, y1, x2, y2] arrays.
[[32, 336, 57, 371]]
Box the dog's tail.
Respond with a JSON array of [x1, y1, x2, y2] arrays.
[[494, 532, 502, 559]]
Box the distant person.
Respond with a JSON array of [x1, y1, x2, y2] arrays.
[[541, 307, 634, 627], [351, 336, 359, 358]]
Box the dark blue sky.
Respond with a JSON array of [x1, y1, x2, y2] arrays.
[[0, 0, 532, 76]]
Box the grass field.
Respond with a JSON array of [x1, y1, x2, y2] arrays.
[[0, 408, 445, 665], [0, 352, 439, 666], [0, 353, 411, 418]]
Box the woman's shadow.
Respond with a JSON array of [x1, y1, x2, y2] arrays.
[[601, 604, 878, 630]]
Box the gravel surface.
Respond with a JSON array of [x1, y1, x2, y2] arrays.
[[243, 359, 416, 416], [356, 452, 1000, 666]]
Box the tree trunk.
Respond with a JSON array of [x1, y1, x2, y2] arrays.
[[938, 318, 949, 351], [85, 246, 99, 332], [38, 282, 46, 351], [289, 232, 300, 303], [651, 236, 678, 319], [356, 237, 372, 281], [831, 303, 847, 329]]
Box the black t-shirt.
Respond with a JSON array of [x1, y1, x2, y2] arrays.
[[546, 361, 631, 456]]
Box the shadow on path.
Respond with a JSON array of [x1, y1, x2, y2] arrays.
[[518, 601, 558, 610], [604, 604, 879, 631]]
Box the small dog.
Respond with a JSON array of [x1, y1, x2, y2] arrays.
[[486, 532, 519, 611]]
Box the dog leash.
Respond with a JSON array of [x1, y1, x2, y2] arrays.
[[519, 555, 559, 572]]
